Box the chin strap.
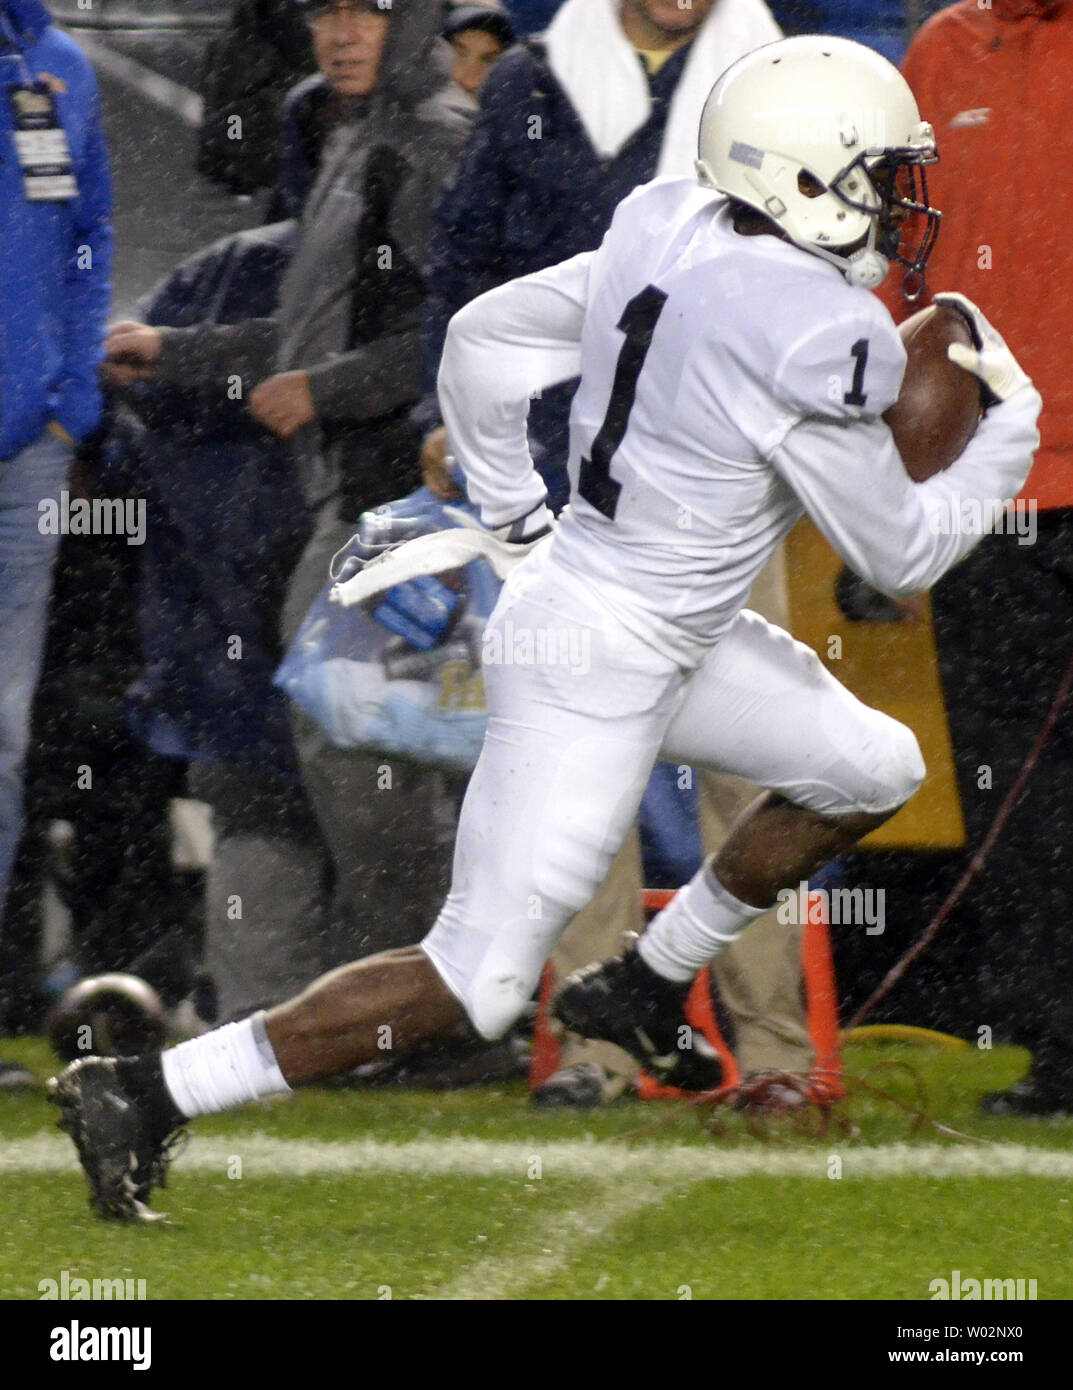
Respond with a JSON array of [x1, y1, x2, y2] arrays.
[[843, 248, 890, 290]]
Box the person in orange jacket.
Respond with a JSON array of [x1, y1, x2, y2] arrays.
[[879, 0, 1073, 1115]]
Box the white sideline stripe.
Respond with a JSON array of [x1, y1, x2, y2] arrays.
[[71, 33, 203, 127], [6, 1134, 1073, 1182]]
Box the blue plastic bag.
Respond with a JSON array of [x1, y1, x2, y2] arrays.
[[274, 490, 501, 771]]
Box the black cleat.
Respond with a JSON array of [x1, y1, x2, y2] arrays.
[[554, 942, 724, 1092], [47, 1057, 184, 1222]]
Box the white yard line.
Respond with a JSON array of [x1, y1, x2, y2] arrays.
[[6, 1133, 1073, 1182], [428, 1181, 666, 1301], [71, 32, 203, 127]]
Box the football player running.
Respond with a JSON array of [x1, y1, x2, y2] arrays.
[[51, 36, 1040, 1221]]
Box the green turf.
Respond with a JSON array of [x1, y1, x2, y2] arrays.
[[533, 1175, 1071, 1301], [2, 1036, 1070, 1300]]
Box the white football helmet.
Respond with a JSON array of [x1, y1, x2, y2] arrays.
[[696, 36, 940, 295]]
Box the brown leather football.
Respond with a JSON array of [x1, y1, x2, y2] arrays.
[[883, 302, 984, 482]]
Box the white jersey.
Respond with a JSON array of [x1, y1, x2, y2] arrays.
[[553, 180, 905, 659], [438, 177, 1040, 666]]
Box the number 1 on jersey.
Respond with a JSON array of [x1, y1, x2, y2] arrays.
[[579, 284, 668, 520], [843, 337, 869, 407]]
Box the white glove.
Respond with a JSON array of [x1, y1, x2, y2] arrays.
[[935, 291, 1033, 405]]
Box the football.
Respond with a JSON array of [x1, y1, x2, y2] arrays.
[[883, 302, 984, 482], [46, 973, 168, 1063]]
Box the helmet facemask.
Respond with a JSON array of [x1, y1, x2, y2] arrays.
[[829, 150, 941, 300]]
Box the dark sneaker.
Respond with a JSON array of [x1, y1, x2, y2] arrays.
[[554, 944, 723, 1092], [0, 1059, 36, 1091], [979, 1077, 1073, 1118], [532, 1062, 608, 1110], [47, 1057, 184, 1221]]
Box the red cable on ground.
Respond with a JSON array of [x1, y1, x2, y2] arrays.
[[844, 640, 1073, 1032]]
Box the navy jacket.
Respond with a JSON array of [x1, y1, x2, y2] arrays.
[[271, 74, 341, 221], [120, 222, 311, 774], [0, 0, 112, 458], [418, 38, 690, 509]]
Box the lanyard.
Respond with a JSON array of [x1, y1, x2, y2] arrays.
[[0, 9, 36, 87], [1, 7, 78, 202]]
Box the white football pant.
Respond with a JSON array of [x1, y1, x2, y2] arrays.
[[422, 550, 924, 1039]]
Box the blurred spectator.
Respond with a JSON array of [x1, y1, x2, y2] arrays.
[[267, 0, 515, 219], [0, 0, 112, 1086], [198, 0, 316, 198], [417, 0, 780, 508], [442, 1, 515, 113], [270, 0, 441, 220], [878, 0, 1073, 1114], [1, 456, 203, 1035], [414, 0, 825, 1106], [103, 0, 471, 1020], [115, 218, 315, 1027]]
